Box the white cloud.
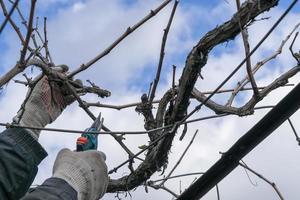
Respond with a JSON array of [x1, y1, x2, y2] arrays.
[[1, 1, 300, 200]]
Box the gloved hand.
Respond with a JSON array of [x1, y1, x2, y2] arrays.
[[13, 65, 82, 140], [52, 149, 109, 200]]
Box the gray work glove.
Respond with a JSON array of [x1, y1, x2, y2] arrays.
[[52, 149, 109, 200], [13, 66, 82, 140]]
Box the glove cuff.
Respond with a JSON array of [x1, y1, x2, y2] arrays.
[[4, 128, 47, 165], [19, 121, 40, 140]]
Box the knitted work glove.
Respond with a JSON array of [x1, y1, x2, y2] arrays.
[[13, 67, 82, 140], [52, 149, 108, 200]]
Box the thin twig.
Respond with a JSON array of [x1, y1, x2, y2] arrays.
[[33, 16, 43, 48], [147, 82, 153, 101], [31, 16, 51, 62], [0, 0, 19, 34], [149, 0, 178, 103], [65, 81, 96, 119], [0, 58, 47, 88], [8, 0, 26, 26], [68, 0, 172, 78], [19, 0, 36, 63], [216, 184, 220, 200], [172, 65, 176, 89], [159, 130, 198, 186], [43, 17, 53, 63], [8, 0, 39, 50], [240, 159, 258, 186], [0, 0, 24, 42], [14, 73, 34, 87], [289, 32, 299, 63], [287, 118, 300, 145], [149, 172, 204, 183], [147, 184, 178, 197], [86, 100, 160, 110], [239, 161, 284, 200], [0, 1, 40, 58], [236, 0, 259, 96]]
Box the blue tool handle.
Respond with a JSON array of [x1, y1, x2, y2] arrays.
[[76, 127, 98, 151]]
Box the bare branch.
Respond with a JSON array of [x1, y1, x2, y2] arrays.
[[287, 118, 300, 145], [159, 130, 198, 186], [43, 17, 53, 64], [85, 85, 293, 110], [68, 0, 172, 78], [216, 184, 220, 200], [236, 0, 259, 96], [82, 80, 111, 98], [149, 172, 204, 184], [239, 161, 284, 200], [0, 0, 24, 43], [193, 65, 300, 116], [172, 65, 176, 89], [147, 184, 178, 197], [0, 58, 48, 88], [227, 22, 300, 106], [19, 0, 36, 63], [0, 1, 41, 88], [289, 32, 300, 63], [14, 73, 34, 87], [149, 0, 178, 103], [86, 100, 160, 110], [7, 0, 39, 50], [0, 0, 19, 34], [0, 1, 44, 64]]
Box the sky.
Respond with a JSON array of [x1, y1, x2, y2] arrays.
[[1, 0, 300, 199]]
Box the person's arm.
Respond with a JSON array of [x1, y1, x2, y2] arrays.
[[23, 178, 77, 200], [0, 69, 80, 199], [0, 127, 47, 200]]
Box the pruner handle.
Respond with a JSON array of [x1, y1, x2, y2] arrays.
[[76, 113, 104, 152]]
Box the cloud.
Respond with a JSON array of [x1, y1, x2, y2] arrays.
[[1, 1, 300, 200]]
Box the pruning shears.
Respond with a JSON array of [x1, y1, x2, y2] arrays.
[[76, 113, 104, 151]]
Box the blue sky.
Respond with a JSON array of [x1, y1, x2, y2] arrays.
[[1, 1, 300, 199]]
